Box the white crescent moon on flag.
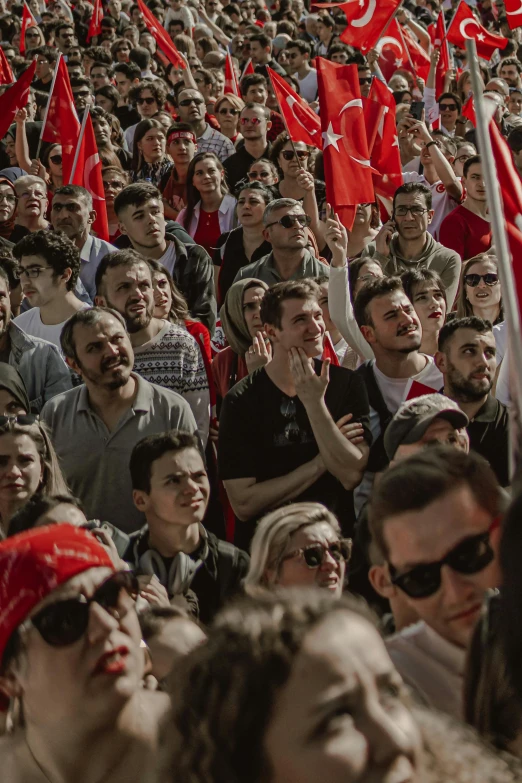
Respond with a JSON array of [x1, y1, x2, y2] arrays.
[[376, 36, 403, 56], [339, 98, 363, 113], [507, 0, 522, 16], [459, 17, 481, 39], [352, 0, 375, 27], [286, 95, 318, 136], [84, 154, 105, 201]]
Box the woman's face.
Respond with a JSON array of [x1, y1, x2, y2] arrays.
[[216, 99, 240, 135], [453, 143, 476, 177], [152, 271, 172, 320], [5, 135, 17, 166], [272, 522, 346, 596], [237, 189, 267, 228], [136, 88, 159, 118], [0, 432, 43, 511], [137, 127, 166, 163], [168, 136, 196, 167], [192, 157, 223, 194], [114, 41, 131, 62], [102, 171, 126, 207], [0, 389, 26, 416], [47, 145, 63, 180], [196, 41, 205, 61], [168, 66, 184, 85], [353, 202, 372, 227], [465, 259, 501, 313], [248, 160, 278, 185], [279, 141, 309, 178], [353, 261, 384, 298], [95, 94, 116, 113], [0, 182, 16, 223], [264, 611, 421, 783], [401, 92, 413, 105], [242, 285, 265, 337], [411, 282, 446, 335]]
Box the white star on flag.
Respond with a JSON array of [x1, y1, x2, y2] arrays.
[[322, 122, 343, 151], [477, 32, 485, 41], [394, 58, 403, 68]]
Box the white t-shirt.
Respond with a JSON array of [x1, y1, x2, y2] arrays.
[[157, 241, 177, 276], [297, 69, 318, 103], [14, 305, 90, 352]]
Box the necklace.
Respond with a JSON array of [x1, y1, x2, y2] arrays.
[[25, 736, 125, 783]]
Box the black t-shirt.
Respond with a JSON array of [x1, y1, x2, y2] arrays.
[[467, 394, 509, 487], [33, 78, 52, 93], [213, 226, 271, 307], [218, 360, 371, 549], [223, 142, 271, 193], [114, 103, 141, 130]]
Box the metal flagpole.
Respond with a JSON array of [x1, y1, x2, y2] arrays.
[[68, 108, 88, 185], [35, 51, 62, 161], [466, 37, 522, 478]]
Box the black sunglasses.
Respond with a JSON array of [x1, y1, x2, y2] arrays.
[[388, 524, 498, 599], [282, 149, 310, 160], [464, 273, 499, 287], [282, 540, 352, 569], [49, 154, 62, 165], [23, 571, 139, 647], [218, 107, 239, 115], [0, 414, 38, 427], [137, 96, 156, 105], [439, 102, 458, 111], [359, 77, 373, 85], [266, 213, 311, 229], [179, 97, 204, 106]]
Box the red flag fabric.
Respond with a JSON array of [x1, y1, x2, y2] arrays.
[[377, 18, 411, 82], [362, 95, 385, 156], [0, 47, 14, 85], [71, 113, 109, 241], [316, 59, 375, 226], [505, 0, 522, 30], [462, 94, 476, 126], [19, 3, 38, 55], [0, 60, 36, 143], [41, 56, 80, 184], [224, 52, 240, 96], [87, 0, 103, 41], [369, 76, 403, 201], [402, 25, 430, 81], [406, 380, 441, 401], [137, 0, 186, 68], [313, 0, 402, 53], [447, 1, 508, 61], [433, 12, 451, 96], [242, 58, 254, 77], [267, 66, 322, 148]]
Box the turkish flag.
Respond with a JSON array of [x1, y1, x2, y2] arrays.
[[433, 12, 451, 96], [137, 0, 186, 68], [447, 1, 508, 61], [406, 380, 441, 401], [0, 60, 36, 142], [316, 59, 375, 227], [505, 0, 522, 30], [41, 56, 80, 184], [377, 19, 410, 82], [71, 113, 109, 242], [369, 76, 403, 203], [267, 66, 322, 148], [313, 0, 401, 54], [19, 2, 38, 55], [224, 52, 240, 97], [242, 58, 254, 77], [462, 94, 476, 125], [0, 47, 14, 85], [362, 95, 385, 155], [87, 0, 103, 41], [402, 25, 430, 81]]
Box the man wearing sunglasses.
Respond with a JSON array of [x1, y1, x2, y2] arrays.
[[0, 524, 168, 783], [223, 103, 272, 192], [439, 156, 492, 262], [435, 317, 509, 487], [369, 446, 503, 719]]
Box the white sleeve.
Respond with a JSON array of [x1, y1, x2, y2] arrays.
[[495, 349, 511, 407], [328, 264, 375, 362], [424, 85, 437, 115]]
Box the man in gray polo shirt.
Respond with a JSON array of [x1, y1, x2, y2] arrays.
[[234, 198, 329, 285], [41, 307, 197, 533]]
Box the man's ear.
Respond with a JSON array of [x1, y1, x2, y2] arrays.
[[369, 564, 397, 600], [434, 349, 446, 373], [262, 227, 271, 242], [133, 489, 149, 512], [427, 209, 434, 225], [360, 324, 376, 345], [264, 322, 277, 343], [0, 670, 22, 700], [65, 356, 82, 376], [94, 294, 107, 307], [88, 209, 96, 227], [118, 220, 128, 236]]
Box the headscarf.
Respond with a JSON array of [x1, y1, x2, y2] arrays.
[[219, 278, 268, 356], [0, 524, 114, 663], [0, 177, 16, 239], [0, 364, 31, 413]]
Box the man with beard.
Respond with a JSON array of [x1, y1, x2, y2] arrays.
[[41, 307, 197, 533], [95, 250, 209, 444], [51, 185, 117, 301], [435, 316, 509, 486]]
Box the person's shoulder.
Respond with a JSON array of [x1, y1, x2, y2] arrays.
[[160, 320, 198, 349], [0, 733, 25, 779], [223, 368, 265, 402], [41, 385, 81, 417]]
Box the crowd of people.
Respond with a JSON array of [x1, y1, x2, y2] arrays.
[[0, 0, 521, 779]]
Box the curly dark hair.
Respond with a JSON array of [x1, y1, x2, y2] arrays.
[[128, 79, 167, 108], [13, 230, 81, 291]]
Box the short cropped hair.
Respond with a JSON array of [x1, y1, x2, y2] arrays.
[[463, 154, 481, 178], [353, 276, 404, 329], [438, 315, 493, 353], [95, 248, 150, 297], [130, 431, 200, 493], [262, 197, 301, 226], [260, 279, 321, 330], [53, 184, 93, 210], [114, 181, 162, 216], [60, 306, 127, 363], [393, 181, 432, 211], [13, 231, 80, 291], [240, 73, 267, 97]]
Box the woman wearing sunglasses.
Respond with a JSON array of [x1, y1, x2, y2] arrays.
[[0, 524, 168, 781], [131, 118, 173, 188], [126, 81, 167, 154], [0, 416, 68, 537], [247, 157, 279, 187], [245, 502, 351, 598], [214, 94, 245, 145], [456, 254, 503, 326]]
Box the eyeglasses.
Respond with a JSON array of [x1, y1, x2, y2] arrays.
[[282, 539, 352, 569], [26, 31, 40, 38], [179, 97, 204, 106], [49, 154, 62, 165], [103, 179, 125, 190], [137, 96, 156, 105], [393, 206, 429, 217], [388, 521, 498, 599], [240, 116, 262, 125], [266, 213, 311, 229], [0, 414, 38, 427], [464, 273, 499, 287], [248, 169, 271, 179], [359, 77, 373, 85], [218, 107, 239, 115], [18, 265, 53, 279], [21, 571, 139, 648], [439, 102, 458, 111], [19, 190, 46, 200], [0, 193, 16, 204], [282, 149, 310, 160], [456, 153, 473, 163]]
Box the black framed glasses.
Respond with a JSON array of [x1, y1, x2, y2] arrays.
[[248, 169, 271, 180], [266, 213, 311, 229], [359, 76, 373, 85], [0, 193, 16, 204], [455, 153, 473, 163], [179, 97, 204, 106], [439, 102, 458, 111], [137, 96, 156, 105], [0, 414, 38, 427], [393, 206, 429, 218], [18, 266, 53, 279], [21, 571, 139, 648], [282, 149, 310, 160], [464, 273, 499, 287], [282, 539, 353, 569], [388, 521, 499, 599]]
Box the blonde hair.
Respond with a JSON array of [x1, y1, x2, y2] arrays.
[[245, 502, 341, 588]]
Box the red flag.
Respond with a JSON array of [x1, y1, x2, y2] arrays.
[[447, 1, 508, 61], [316, 59, 375, 226], [462, 94, 476, 126], [313, 0, 401, 53], [41, 57, 80, 184], [505, 0, 522, 30], [433, 12, 451, 96], [19, 2, 38, 55], [267, 66, 322, 149], [406, 380, 441, 401], [224, 52, 240, 97], [71, 113, 109, 241], [87, 0, 103, 42], [362, 95, 385, 155], [402, 25, 430, 81], [137, 0, 186, 69], [0, 60, 36, 143], [0, 47, 14, 85], [377, 19, 411, 82], [242, 58, 254, 77], [369, 76, 403, 201]]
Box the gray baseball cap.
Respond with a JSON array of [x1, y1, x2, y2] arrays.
[[384, 394, 469, 460]]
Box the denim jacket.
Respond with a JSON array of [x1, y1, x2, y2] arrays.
[[8, 322, 73, 413]]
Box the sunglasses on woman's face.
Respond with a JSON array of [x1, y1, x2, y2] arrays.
[[248, 170, 271, 179], [21, 571, 139, 647], [282, 149, 310, 161], [49, 154, 62, 165], [282, 539, 352, 569], [464, 273, 499, 287], [137, 96, 156, 105], [0, 414, 38, 427], [218, 107, 239, 116]]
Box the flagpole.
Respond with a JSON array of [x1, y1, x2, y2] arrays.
[[68, 108, 89, 184], [35, 52, 61, 160], [466, 37, 522, 477]]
